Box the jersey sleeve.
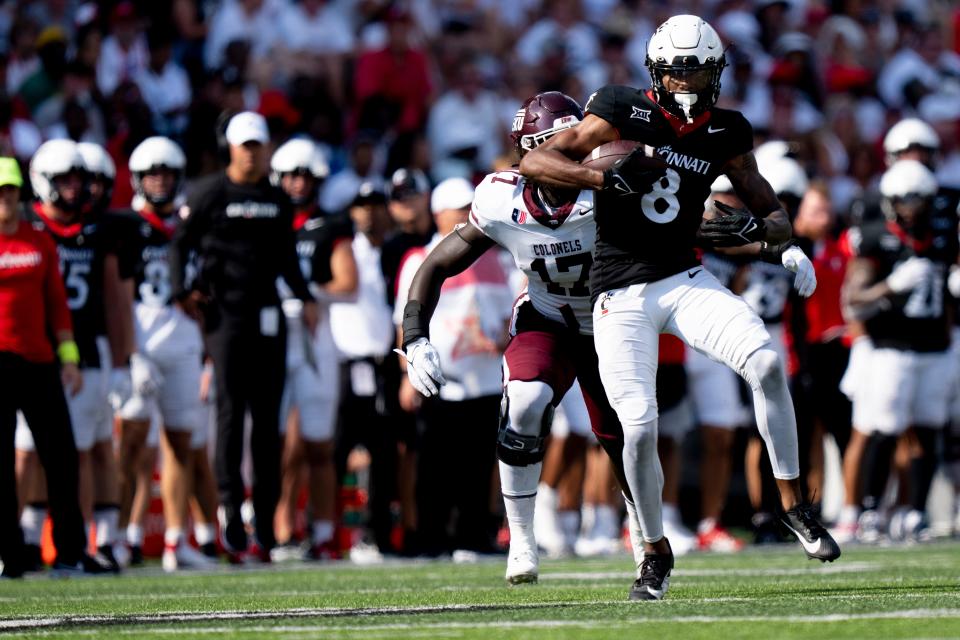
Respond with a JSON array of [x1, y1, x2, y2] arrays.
[[583, 85, 625, 132], [727, 112, 754, 159], [469, 172, 519, 245], [107, 212, 139, 280]]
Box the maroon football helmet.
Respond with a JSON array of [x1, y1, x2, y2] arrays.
[[510, 92, 584, 156]]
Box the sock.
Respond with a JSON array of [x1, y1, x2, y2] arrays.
[[94, 506, 119, 548], [698, 517, 717, 535], [164, 527, 183, 550], [909, 427, 938, 512], [537, 483, 558, 510], [594, 505, 619, 539], [499, 460, 541, 550], [311, 520, 334, 546], [580, 504, 596, 537], [127, 523, 144, 547], [20, 505, 46, 546], [839, 505, 860, 525], [623, 497, 645, 574], [194, 523, 216, 546], [662, 503, 680, 525], [558, 510, 580, 546]]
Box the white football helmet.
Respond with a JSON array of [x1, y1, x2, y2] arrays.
[[646, 15, 726, 122], [883, 118, 939, 164], [77, 142, 116, 210], [879, 159, 938, 200], [29, 139, 88, 209], [754, 140, 791, 167], [129, 136, 186, 207], [270, 138, 329, 206], [761, 157, 809, 200]]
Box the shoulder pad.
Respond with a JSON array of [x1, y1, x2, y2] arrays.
[[470, 171, 523, 231]]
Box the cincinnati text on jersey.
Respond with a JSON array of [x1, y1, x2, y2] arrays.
[[56, 246, 94, 262], [532, 239, 584, 257], [656, 145, 711, 175], [225, 201, 280, 219], [142, 245, 167, 261], [0, 251, 42, 269]]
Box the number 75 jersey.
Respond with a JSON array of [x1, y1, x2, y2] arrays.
[[469, 170, 597, 334]]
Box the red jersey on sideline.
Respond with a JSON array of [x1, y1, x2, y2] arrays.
[[806, 236, 849, 344], [0, 221, 73, 362]]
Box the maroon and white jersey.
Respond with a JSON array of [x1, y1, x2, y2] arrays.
[[469, 170, 596, 334]]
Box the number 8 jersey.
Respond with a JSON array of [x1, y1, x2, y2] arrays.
[[469, 170, 596, 334], [584, 85, 754, 297]]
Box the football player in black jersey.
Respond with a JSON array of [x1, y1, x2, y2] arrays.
[[16, 139, 130, 574], [269, 138, 358, 561], [843, 159, 958, 543], [520, 14, 839, 599]]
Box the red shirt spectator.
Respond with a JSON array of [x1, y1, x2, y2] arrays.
[[0, 211, 72, 363], [353, 10, 433, 135]]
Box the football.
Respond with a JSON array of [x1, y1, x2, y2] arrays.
[[580, 140, 666, 171]]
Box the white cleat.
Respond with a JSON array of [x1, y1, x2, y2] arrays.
[[163, 543, 218, 572], [505, 545, 539, 585]]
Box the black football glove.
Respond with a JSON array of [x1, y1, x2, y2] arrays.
[[697, 200, 767, 247], [602, 147, 665, 196]]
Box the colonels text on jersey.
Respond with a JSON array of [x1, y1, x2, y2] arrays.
[[469, 170, 596, 333], [585, 85, 754, 296]]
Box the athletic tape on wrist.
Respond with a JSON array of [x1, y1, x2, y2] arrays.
[[57, 340, 80, 365]]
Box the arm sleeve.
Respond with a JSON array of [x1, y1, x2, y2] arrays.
[[41, 233, 72, 336], [279, 203, 314, 302], [169, 190, 210, 299]]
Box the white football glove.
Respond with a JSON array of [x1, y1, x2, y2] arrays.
[[886, 257, 933, 294], [130, 352, 163, 397], [395, 338, 445, 397], [781, 245, 817, 298], [107, 367, 133, 410], [948, 265, 960, 299]]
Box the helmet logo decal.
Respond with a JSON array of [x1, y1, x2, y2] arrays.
[[512, 109, 526, 133], [630, 106, 651, 122]]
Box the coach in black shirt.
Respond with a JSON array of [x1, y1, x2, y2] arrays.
[[170, 111, 318, 558]]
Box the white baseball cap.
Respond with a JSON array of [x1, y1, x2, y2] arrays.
[[430, 177, 474, 215], [225, 111, 269, 146]]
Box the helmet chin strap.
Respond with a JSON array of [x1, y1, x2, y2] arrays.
[[673, 93, 698, 123]]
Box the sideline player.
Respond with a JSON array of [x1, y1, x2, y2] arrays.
[[115, 137, 214, 571], [519, 15, 839, 600], [269, 138, 358, 560], [397, 92, 634, 584], [16, 140, 131, 573], [843, 160, 957, 542]]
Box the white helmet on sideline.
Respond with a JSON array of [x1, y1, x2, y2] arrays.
[[29, 139, 88, 209], [129, 136, 186, 207], [270, 138, 329, 206], [77, 142, 116, 210], [883, 118, 939, 164]]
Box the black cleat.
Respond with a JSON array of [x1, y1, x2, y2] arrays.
[[781, 502, 841, 562], [94, 545, 121, 573], [23, 543, 43, 572], [200, 542, 219, 559], [629, 539, 674, 601], [129, 545, 144, 567]]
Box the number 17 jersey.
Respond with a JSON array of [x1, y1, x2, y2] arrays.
[[469, 170, 596, 334]]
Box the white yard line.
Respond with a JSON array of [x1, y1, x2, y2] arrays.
[[11, 608, 960, 636]]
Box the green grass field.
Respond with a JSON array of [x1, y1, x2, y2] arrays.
[[1, 541, 959, 639]]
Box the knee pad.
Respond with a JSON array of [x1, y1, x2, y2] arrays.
[[742, 347, 783, 392], [497, 380, 554, 467]]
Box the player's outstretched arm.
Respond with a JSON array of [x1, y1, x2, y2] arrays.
[[842, 256, 892, 320], [400, 223, 496, 348], [723, 152, 792, 244], [519, 115, 618, 190]]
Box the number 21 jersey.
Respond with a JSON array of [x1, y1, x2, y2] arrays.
[[585, 86, 754, 296], [470, 170, 596, 334]]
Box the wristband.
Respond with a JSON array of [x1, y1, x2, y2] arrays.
[[57, 340, 80, 365], [758, 239, 794, 265], [401, 300, 430, 349]]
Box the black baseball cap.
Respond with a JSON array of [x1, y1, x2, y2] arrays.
[[388, 168, 430, 201], [352, 181, 387, 206]]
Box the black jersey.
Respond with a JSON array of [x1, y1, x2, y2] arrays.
[[114, 208, 182, 308], [293, 211, 353, 288], [170, 171, 312, 312], [585, 86, 754, 297], [853, 218, 958, 352], [26, 204, 118, 368]]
